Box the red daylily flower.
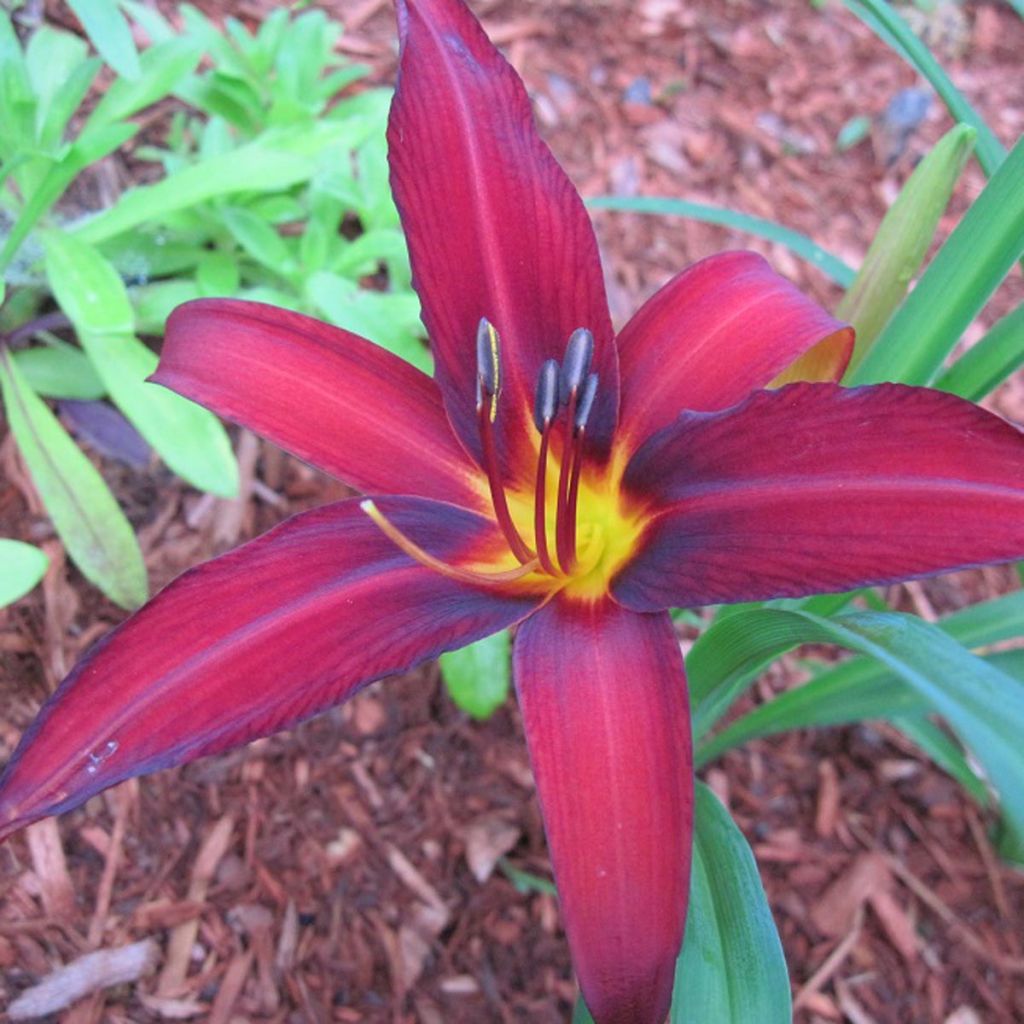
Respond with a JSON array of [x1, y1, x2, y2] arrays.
[[2, 1, 1024, 1020]]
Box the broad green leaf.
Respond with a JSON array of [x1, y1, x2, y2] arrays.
[[13, 341, 105, 400], [694, 607, 1024, 855], [586, 196, 855, 287], [935, 303, 1024, 400], [671, 784, 790, 1024], [85, 35, 201, 130], [851, 132, 1024, 386], [74, 122, 373, 245], [0, 350, 146, 608], [195, 250, 241, 296], [839, 124, 975, 371], [440, 630, 511, 719], [131, 279, 203, 334], [0, 539, 49, 607], [841, 0, 1004, 176], [68, 0, 140, 80], [43, 233, 238, 497], [43, 230, 135, 333], [35, 55, 101, 153], [24, 26, 88, 141], [305, 271, 430, 372], [221, 205, 296, 275], [0, 122, 137, 275]]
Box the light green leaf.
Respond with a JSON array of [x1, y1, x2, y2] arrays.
[[671, 784, 790, 1024], [851, 132, 1024, 386], [221, 205, 296, 275], [440, 630, 511, 719], [586, 196, 855, 286], [836, 114, 871, 151], [131, 279, 203, 335], [68, 0, 140, 80], [73, 122, 374, 245], [24, 25, 88, 140], [0, 539, 49, 607], [85, 35, 201, 130], [839, 124, 975, 371], [0, 350, 146, 608], [43, 233, 237, 497], [935, 302, 1024, 401], [12, 340, 105, 400], [195, 250, 241, 297]]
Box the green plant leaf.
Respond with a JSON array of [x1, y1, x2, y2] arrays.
[[841, 0, 1005, 176], [851, 132, 1024, 386], [73, 122, 376, 245], [0, 349, 146, 608], [836, 114, 872, 151], [586, 196, 855, 286], [671, 784, 790, 1024], [440, 630, 511, 719], [694, 607, 1024, 855], [42, 232, 238, 497], [12, 340, 105, 400], [221, 205, 296, 276], [839, 124, 975, 371], [85, 35, 201, 130], [67, 0, 140, 80], [935, 302, 1024, 400], [0, 539, 49, 607]]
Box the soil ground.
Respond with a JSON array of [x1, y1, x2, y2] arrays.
[[1, 1, 1023, 1022]]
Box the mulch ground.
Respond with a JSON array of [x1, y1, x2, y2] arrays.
[[2, 1, 1023, 1021]]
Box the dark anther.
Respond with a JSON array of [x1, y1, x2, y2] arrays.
[[559, 328, 594, 403], [533, 359, 560, 431], [573, 373, 599, 433], [476, 317, 500, 406]]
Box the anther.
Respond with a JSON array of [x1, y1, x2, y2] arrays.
[[476, 317, 500, 417], [573, 372, 599, 433], [533, 358, 560, 432], [559, 328, 594, 404]]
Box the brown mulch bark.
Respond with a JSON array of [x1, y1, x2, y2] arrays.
[[2, 1, 1023, 1021]]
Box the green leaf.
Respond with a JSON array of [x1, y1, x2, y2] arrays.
[[195, 250, 241, 297], [836, 114, 872, 151], [73, 122, 369, 245], [839, 124, 975, 371], [696, 589, 1024, 760], [841, 0, 1005, 176], [221, 205, 296, 275], [440, 630, 511, 719], [68, 0, 140, 80], [586, 196, 855, 287], [0, 539, 49, 607], [935, 302, 1024, 400], [85, 35, 201, 130], [42, 233, 238, 497], [694, 607, 1024, 855], [851, 132, 1024, 386], [671, 784, 790, 1024], [12, 341, 106, 400], [0, 350, 146, 609], [305, 271, 430, 372], [24, 25, 88, 141]]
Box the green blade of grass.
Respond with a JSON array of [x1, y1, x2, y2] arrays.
[[586, 195, 856, 287], [841, 0, 1005, 176], [935, 302, 1024, 400], [850, 132, 1024, 386]]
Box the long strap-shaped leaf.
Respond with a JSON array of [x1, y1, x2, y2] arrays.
[[0, 349, 146, 609], [841, 0, 1005, 176], [936, 302, 1024, 401], [851, 133, 1024, 386]]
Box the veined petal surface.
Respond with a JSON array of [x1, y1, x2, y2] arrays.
[[156, 299, 487, 510], [0, 497, 540, 841], [389, 0, 618, 477], [514, 597, 692, 1024], [616, 252, 851, 444], [614, 383, 1024, 611]]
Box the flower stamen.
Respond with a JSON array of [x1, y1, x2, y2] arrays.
[[533, 358, 561, 576], [361, 500, 540, 586]]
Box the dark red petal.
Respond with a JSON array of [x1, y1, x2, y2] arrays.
[[155, 299, 487, 511], [613, 383, 1024, 611], [0, 498, 540, 841], [616, 252, 852, 444], [513, 597, 692, 1024], [389, 0, 618, 477]]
